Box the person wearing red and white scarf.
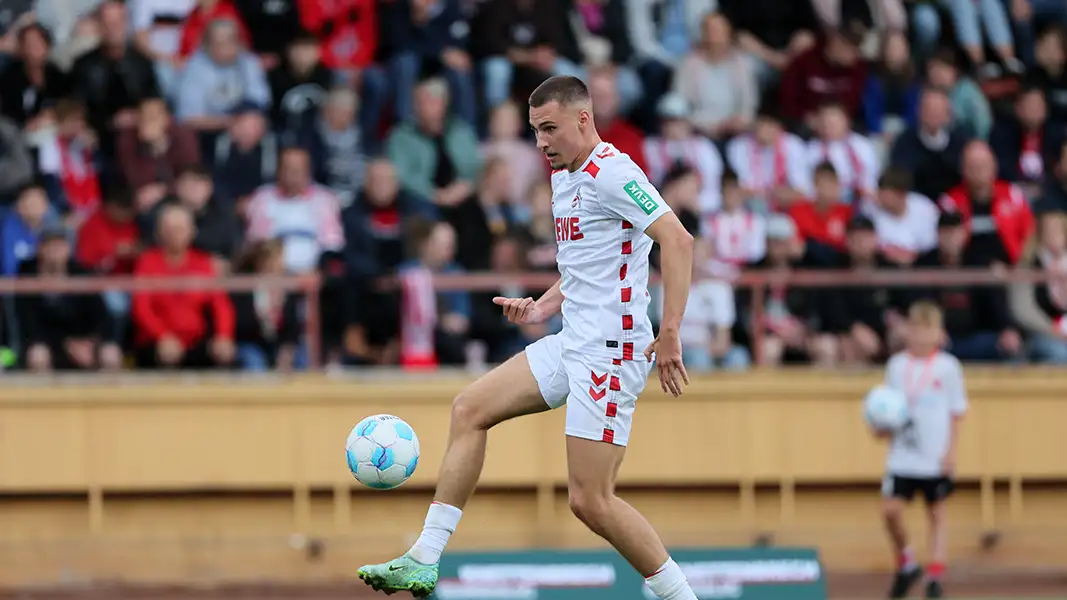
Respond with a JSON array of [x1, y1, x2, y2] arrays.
[[1009, 212, 1067, 364], [701, 170, 767, 281], [990, 86, 1064, 200], [642, 93, 724, 214], [805, 102, 878, 205], [36, 100, 102, 222], [725, 110, 812, 210]]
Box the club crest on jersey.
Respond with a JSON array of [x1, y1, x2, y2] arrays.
[[572, 190, 581, 208]]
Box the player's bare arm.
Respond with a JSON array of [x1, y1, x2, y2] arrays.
[[493, 279, 563, 324], [641, 212, 693, 397]]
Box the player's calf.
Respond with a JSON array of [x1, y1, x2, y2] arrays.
[[924, 499, 950, 598], [883, 497, 922, 599]]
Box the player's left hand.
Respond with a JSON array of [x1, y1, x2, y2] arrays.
[[644, 328, 689, 397]]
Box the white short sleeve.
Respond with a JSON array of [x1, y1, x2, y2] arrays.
[[595, 160, 672, 232]]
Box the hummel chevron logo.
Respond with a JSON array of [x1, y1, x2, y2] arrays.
[[589, 386, 607, 401], [591, 371, 607, 386]]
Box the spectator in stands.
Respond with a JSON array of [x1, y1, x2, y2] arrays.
[[77, 189, 140, 275], [670, 238, 750, 373], [373, 0, 476, 127], [672, 11, 759, 141], [1027, 26, 1067, 124], [703, 169, 767, 277], [469, 234, 541, 363], [231, 239, 303, 371], [212, 101, 278, 203], [725, 108, 811, 211], [481, 101, 543, 211], [15, 225, 121, 372], [1010, 211, 1067, 363], [991, 86, 1063, 199], [176, 18, 271, 132], [650, 164, 702, 269], [115, 97, 201, 193], [624, 0, 712, 127], [397, 220, 470, 368], [719, 0, 820, 86], [35, 99, 102, 220], [441, 157, 520, 271], [298, 0, 376, 79], [743, 213, 834, 367], [568, 0, 644, 116], [268, 31, 333, 136], [340, 159, 434, 365], [298, 87, 365, 208], [789, 162, 853, 262], [1010, 1, 1067, 68], [132, 203, 236, 369], [178, 0, 252, 61], [246, 146, 345, 274], [69, 0, 160, 141], [0, 112, 34, 203], [643, 93, 723, 214], [861, 32, 919, 140], [386, 77, 481, 207], [925, 49, 992, 141], [865, 169, 938, 267], [475, 0, 583, 111], [519, 180, 558, 271], [129, 0, 197, 100], [142, 165, 241, 272], [806, 102, 878, 204], [889, 88, 968, 201], [238, 0, 302, 67], [1, 183, 58, 276], [928, 0, 1024, 79], [779, 27, 867, 128], [588, 70, 647, 172], [1036, 141, 1067, 214], [821, 214, 900, 366], [0, 23, 69, 129], [940, 141, 1035, 265], [913, 211, 1022, 363]]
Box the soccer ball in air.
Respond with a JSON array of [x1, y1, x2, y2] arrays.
[[346, 414, 420, 490], [863, 385, 910, 432]]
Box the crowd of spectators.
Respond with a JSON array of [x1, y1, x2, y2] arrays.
[[1, 0, 1067, 373]]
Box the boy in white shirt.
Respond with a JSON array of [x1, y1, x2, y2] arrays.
[[874, 301, 968, 600]]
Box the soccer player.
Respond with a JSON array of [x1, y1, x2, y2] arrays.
[[357, 76, 696, 598], [875, 301, 967, 599]]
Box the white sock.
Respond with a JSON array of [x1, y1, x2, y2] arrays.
[[408, 501, 462, 564], [646, 558, 698, 600]]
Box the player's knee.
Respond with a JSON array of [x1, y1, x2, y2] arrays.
[[567, 485, 612, 534], [882, 498, 904, 521], [450, 388, 491, 432]]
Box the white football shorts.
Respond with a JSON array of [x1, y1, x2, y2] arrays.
[[524, 333, 653, 447]]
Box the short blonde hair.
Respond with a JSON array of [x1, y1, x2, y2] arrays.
[[908, 301, 944, 327]]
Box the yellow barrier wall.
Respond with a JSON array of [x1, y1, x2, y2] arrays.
[[0, 370, 1066, 585]]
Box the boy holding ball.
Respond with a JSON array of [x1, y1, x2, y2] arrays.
[[876, 301, 968, 599]]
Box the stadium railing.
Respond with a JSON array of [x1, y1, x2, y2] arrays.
[[1, 267, 1059, 367]]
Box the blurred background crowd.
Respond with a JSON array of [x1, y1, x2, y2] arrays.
[[2, 0, 1067, 373]]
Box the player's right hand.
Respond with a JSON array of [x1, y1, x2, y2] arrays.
[[493, 296, 545, 324]]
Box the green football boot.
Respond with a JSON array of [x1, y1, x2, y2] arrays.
[[357, 553, 439, 597]]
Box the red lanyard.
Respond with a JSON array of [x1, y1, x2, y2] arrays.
[[902, 354, 937, 407]]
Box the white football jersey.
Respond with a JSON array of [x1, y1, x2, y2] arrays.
[[884, 350, 969, 478], [550, 142, 672, 361]]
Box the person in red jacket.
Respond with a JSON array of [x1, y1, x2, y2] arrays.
[[788, 161, 854, 258], [938, 141, 1036, 265], [298, 0, 377, 73], [588, 69, 647, 173], [778, 27, 867, 128], [132, 203, 236, 368], [178, 0, 252, 60], [76, 190, 140, 275]]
